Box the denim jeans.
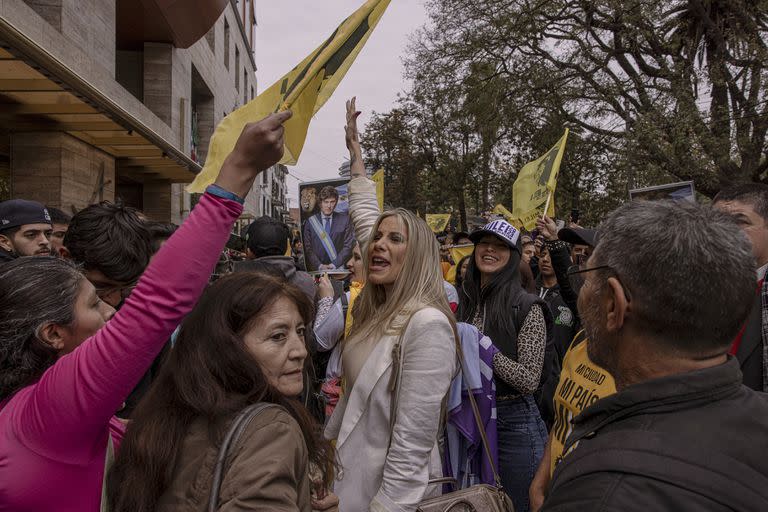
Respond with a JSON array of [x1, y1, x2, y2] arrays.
[[497, 395, 547, 512]]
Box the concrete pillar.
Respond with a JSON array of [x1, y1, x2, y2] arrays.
[[142, 182, 172, 222], [143, 43, 174, 126], [11, 132, 115, 212]]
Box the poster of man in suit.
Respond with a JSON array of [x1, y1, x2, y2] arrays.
[[299, 178, 355, 274]]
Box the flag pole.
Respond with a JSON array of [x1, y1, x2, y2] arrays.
[[542, 189, 553, 220]]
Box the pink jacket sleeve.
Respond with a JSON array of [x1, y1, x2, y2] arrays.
[[14, 193, 241, 461]]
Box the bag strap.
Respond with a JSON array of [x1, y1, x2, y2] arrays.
[[208, 403, 284, 512], [453, 335, 503, 489], [340, 291, 349, 327], [387, 320, 503, 490], [551, 429, 768, 511]]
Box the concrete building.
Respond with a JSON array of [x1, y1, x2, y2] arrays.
[[0, 0, 284, 223]]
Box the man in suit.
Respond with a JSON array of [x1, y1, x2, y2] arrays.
[[714, 183, 768, 392], [303, 185, 354, 272]]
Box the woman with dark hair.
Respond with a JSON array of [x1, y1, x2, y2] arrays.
[[108, 273, 336, 511], [457, 219, 552, 512], [454, 254, 472, 296], [0, 111, 291, 512]]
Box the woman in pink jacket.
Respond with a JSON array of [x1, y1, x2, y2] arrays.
[[0, 111, 292, 512]]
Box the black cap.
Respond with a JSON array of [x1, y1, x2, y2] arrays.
[[558, 227, 598, 248], [246, 216, 289, 257], [0, 199, 51, 232], [453, 231, 471, 242]]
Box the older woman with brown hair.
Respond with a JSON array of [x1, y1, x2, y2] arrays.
[[108, 272, 336, 511]]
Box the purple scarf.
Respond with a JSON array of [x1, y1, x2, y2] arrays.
[[443, 323, 499, 488]]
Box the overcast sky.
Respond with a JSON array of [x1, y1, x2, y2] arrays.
[[254, 1, 428, 206]]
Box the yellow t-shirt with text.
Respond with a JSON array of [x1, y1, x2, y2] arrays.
[[549, 332, 617, 475]]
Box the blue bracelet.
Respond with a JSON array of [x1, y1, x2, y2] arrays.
[[206, 184, 245, 204]]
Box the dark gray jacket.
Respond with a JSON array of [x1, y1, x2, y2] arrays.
[[234, 256, 317, 302], [0, 248, 16, 266], [737, 285, 764, 391], [542, 357, 768, 511]]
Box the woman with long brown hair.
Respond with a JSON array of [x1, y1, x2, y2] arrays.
[[108, 272, 335, 511]]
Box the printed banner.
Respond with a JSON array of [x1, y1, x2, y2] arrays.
[[512, 129, 569, 230], [187, 0, 392, 193], [299, 178, 356, 274], [629, 181, 696, 203]]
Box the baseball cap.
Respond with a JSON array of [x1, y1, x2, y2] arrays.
[[0, 199, 51, 232], [469, 220, 522, 253], [558, 227, 598, 248], [246, 216, 290, 257]]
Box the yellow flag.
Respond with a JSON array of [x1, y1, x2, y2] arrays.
[[511, 129, 569, 230], [188, 0, 392, 193], [492, 204, 516, 223], [426, 214, 452, 233], [372, 168, 385, 210], [450, 244, 474, 265]]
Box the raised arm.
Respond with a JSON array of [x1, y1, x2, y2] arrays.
[[344, 98, 381, 253], [18, 112, 291, 451], [537, 216, 579, 320], [346, 97, 366, 180]]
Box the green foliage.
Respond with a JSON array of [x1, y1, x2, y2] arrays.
[[362, 0, 768, 226]]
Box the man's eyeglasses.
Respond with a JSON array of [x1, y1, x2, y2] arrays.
[[566, 264, 631, 299]]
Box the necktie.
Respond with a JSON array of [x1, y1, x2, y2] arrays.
[[324, 217, 331, 234]]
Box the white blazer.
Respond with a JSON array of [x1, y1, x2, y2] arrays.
[[325, 307, 457, 512]]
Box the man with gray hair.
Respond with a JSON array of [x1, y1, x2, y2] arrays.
[[541, 200, 768, 511]]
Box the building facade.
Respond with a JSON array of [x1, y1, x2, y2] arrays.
[[0, 0, 282, 223]]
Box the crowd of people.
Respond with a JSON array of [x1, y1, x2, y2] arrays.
[[1, 99, 768, 512]]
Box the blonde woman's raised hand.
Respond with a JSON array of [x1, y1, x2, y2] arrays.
[[345, 97, 361, 151], [344, 97, 366, 179]]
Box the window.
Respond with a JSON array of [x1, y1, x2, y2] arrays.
[[235, 47, 240, 91], [244, 68, 248, 104], [224, 19, 230, 70], [251, 85, 254, 101]]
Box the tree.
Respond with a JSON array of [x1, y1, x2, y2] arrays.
[[415, 0, 768, 197]]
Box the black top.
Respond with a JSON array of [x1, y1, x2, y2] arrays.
[[543, 357, 768, 511]]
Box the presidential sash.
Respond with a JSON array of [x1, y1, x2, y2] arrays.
[[308, 215, 338, 263]]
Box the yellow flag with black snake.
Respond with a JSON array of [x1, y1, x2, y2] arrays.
[[511, 129, 569, 229], [188, 0, 392, 193]]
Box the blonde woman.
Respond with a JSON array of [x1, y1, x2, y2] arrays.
[[324, 98, 457, 511]]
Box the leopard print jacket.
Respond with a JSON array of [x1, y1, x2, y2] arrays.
[[473, 303, 546, 396]]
